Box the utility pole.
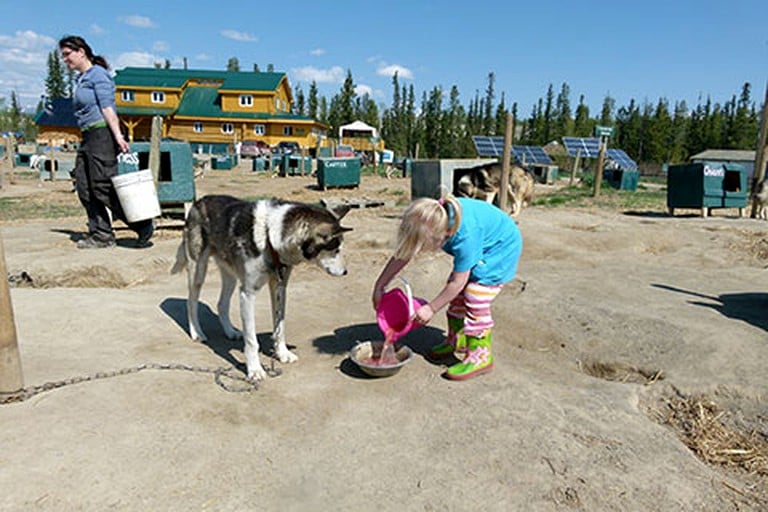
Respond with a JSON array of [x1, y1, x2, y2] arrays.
[[499, 112, 514, 212], [750, 80, 768, 218], [0, 232, 24, 399]]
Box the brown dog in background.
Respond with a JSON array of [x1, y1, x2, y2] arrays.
[[454, 162, 535, 217]]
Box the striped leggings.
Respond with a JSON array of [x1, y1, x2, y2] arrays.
[[446, 282, 504, 337]]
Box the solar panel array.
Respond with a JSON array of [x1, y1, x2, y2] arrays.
[[511, 145, 553, 165], [606, 149, 638, 170], [472, 135, 506, 157], [473, 136, 553, 165], [562, 137, 601, 158]]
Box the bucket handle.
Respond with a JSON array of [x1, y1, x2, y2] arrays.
[[398, 276, 415, 319]]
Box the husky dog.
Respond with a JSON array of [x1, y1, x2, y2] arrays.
[[752, 177, 768, 220], [171, 195, 352, 380], [454, 162, 535, 217]]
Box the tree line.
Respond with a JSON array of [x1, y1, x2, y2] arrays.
[[2, 51, 762, 172], [294, 70, 761, 171]]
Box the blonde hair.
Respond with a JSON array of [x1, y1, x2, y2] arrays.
[[394, 194, 462, 260]]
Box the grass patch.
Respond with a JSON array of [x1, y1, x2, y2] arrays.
[[0, 196, 82, 221], [534, 182, 667, 211]]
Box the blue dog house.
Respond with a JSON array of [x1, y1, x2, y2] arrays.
[[118, 141, 196, 213], [667, 162, 748, 217]]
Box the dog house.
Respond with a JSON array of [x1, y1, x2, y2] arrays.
[[411, 159, 496, 199], [252, 157, 269, 171], [118, 140, 196, 212], [667, 162, 747, 217], [211, 155, 233, 170], [279, 154, 312, 176], [316, 157, 361, 189], [531, 164, 559, 184], [603, 168, 640, 191]]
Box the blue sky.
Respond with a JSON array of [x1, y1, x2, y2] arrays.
[[2, 0, 766, 117]]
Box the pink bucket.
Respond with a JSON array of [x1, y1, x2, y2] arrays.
[[376, 278, 427, 343]]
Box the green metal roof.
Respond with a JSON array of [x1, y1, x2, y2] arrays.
[[174, 86, 314, 121], [114, 67, 285, 91]]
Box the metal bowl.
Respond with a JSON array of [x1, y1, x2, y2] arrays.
[[349, 341, 413, 378]]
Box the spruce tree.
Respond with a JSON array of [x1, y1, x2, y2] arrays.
[[45, 50, 67, 100]]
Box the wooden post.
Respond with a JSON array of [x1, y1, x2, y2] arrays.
[[593, 138, 606, 197], [0, 232, 24, 397], [0, 135, 8, 189], [48, 141, 56, 182], [149, 116, 162, 186], [570, 148, 581, 186], [7, 134, 17, 185], [750, 80, 768, 218], [499, 112, 514, 212]]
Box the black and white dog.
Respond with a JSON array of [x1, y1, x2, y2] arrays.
[[172, 195, 352, 380]]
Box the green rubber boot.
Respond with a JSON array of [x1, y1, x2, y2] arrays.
[[428, 316, 466, 359], [445, 330, 494, 380]]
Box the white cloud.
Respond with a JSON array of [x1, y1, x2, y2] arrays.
[[221, 29, 258, 42], [90, 24, 105, 35], [119, 15, 155, 28], [310, 48, 326, 57], [195, 53, 211, 61], [290, 65, 345, 84], [153, 41, 169, 52], [376, 63, 413, 80], [114, 51, 158, 69], [0, 30, 56, 108], [355, 84, 373, 97]]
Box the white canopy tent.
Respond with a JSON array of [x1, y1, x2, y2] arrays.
[[338, 120, 379, 139]]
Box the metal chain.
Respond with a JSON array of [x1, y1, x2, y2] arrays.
[[0, 359, 283, 405]]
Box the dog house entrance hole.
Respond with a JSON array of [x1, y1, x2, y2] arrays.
[[723, 169, 742, 193], [136, 151, 172, 182]]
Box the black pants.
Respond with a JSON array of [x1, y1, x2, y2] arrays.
[[74, 127, 150, 238]]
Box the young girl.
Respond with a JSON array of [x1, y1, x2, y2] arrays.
[[372, 194, 523, 380]]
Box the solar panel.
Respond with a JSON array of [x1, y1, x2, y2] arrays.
[[606, 149, 638, 170], [511, 145, 552, 165], [472, 135, 505, 157], [562, 137, 601, 158]]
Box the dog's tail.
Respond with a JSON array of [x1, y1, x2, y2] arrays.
[[170, 240, 187, 274]]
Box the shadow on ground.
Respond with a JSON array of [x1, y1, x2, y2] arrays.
[[652, 284, 768, 332]]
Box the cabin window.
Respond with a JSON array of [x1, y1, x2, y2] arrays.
[[221, 123, 234, 134], [275, 98, 280, 111], [283, 126, 293, 136], [193, 122, 203, 133], [121, 90, 134, 102], [253, 124, 265, 135], [151, 91, 165, 103], [239, 94, 253, 107]]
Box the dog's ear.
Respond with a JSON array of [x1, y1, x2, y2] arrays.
[[328, 204, 351, 220]]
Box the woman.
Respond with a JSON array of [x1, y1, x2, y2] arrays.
[[372, 194, 523, 380], [59, 35, 153, 248]]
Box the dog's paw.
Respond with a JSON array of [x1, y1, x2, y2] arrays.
[[190, 330, 207, 343], [247, 365, 268, 381], [275, 349, 298, 364]]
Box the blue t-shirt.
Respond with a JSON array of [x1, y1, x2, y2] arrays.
[[73, 65, 116, 129], [442, 198, 523, 285]]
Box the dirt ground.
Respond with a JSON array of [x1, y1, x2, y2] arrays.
[[1, 161, 767, 511]]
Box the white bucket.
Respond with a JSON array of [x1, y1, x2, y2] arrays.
[[111, 169, 161, 223]]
